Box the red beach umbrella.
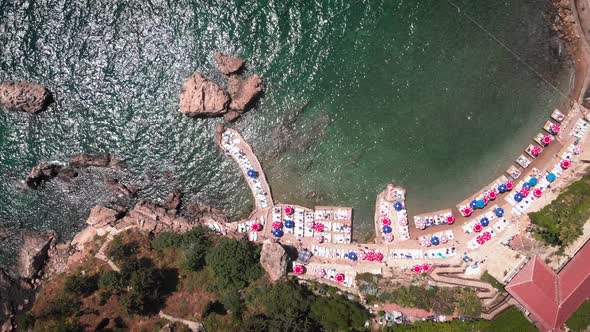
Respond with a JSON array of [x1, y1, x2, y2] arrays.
[[421, 264, 430, 272], [284, 206, 294, 215], [534, 188, 542, 198], [272, 221, 283, 230], [335, 273, 345, 282], [376, 252, 384, 262], [314, 223, 324, 232], [293, 264, 305, 275], [412, 265, 422, 273], [520, 188, 530, 197], [488, 191, 497, 200], [473, 224, 483, 233], [382, 218, 391, 226], [251, 223, 262, 232], [462, 207, 473, 217], [561, 159, 571, 169], [446, 215, 455, 224], [483, 196, 489, 205], [542, 135, 552, 145], [506, 181, 514, 190], [531, 146, 541, 156], [551, 123, 561, 134], [476, 236, 485, 245]]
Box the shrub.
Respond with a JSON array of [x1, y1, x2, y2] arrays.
[[310, 295, 368, 331], [108, 237, 137, 263], [119, 258, 166, 314], [63, 273, 98, 297], [98, 270, 124, 292], [205, 238, 262, 290]]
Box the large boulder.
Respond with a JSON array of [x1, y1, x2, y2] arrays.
[[259, 240, 289, 282], [228, 75, 263, 112], [16, 231, 55, 280], [69, 153, 120, 168], [179, 72, 229, 117], [25, 162, 63, 188], [213, 52, 244, 75], [0, 81, 51, 114], [86, 206, 121, 228]]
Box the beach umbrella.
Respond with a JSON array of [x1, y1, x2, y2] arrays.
[[531, 146, 541, 156], [495, 207, 504, 217], [348, 252, 358, 261], [272, 221, 283, 229], [476, 199, 485, 209], [251, 223, 262, 232], [488, 191, 497, 200], [470, 200, 478, 209], [284, 220, 295, 229], [476, 236, 485, 245], [547, 172, 557, 182], [514, 193, 523, 202], [534, 188, 543, 198], [272, 229, 284, 237], [473, 224, 483, 233], [376, 252, 384, 262], [394, 202, 403, 211], [574, 146, 583, 155], [440, 235, 449, 243], [425, 218, 434, 227], [498, 184, 507, 193], [542, 135, 552, 145], [314, 223, 325, 232], [462, 207, 473, 217], [520, 188, 530, 197], [446, 215, 455, 224], [398, 218, 408, 226], [382, 218, 391, 226], [430, 236, 440, 246], [506, 181, 514, 190], [423, 240, 432, 247], [382, 225, 392, 234], [551, 123, 561, 134], [483, 231, 492, 241], [561, 159, 571, 169], [416, 219, 426, 229], [522, 182, 531, 190], [293, 264, 305, 275], [247, 169, 259, 178], [528, 177, 538, 187], [316, 269, 326, 278], [284, 206, 294, 215], [412, 265, 422, 273], [384, 233, 394, 242], [483, 196, 489, 205], [315, 235, 324, 243], [480, 217, 490, 227], [421, 264, 430, 272]]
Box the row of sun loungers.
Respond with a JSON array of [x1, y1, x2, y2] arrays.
[[315, 208, 352, 220], [388, 247, 456, 260], [571, 118, 589, 139], [308, 264, 355, 288]]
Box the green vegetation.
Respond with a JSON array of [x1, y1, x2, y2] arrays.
[[63, 272, 98, 296], [118, 257, 168, 314], [152, 227, 211, 271], [484, 307, 537, 332], [566, 300, 590, 331], [205, 238, 263, 290], [529, 175, 590, 246], [107, 237, 137, 263], [480, 271, 504, 291]]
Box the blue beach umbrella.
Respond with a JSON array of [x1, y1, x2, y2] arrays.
[[431, 236, 440, 246], [495, 207, 504, 217], [476, 199, 485, 209], [348, 252, 358, 261], [480, 217, 490, 227], [522, 182, 531, 190], [383, 225, 392, 234], [394, 202, 403, 211], [247, 169, 258, 178], [284, 220, 295, 229], [514, 193, 523, 202], [528, 177, 538, 187], [272, 229, 284, 237], [498, 184, 507, 193], [470, 200, 478, 209], [547, 172, 556, 182]]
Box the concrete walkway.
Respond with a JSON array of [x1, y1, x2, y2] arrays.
[[159, 311, 204, 332]]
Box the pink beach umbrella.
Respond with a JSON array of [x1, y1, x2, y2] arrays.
[[520, 188, 530, 197], [421, 263, 430, 272], [384, 233, 394, 242], [416, 220, 426, 229], [376, 252, 384, 262], [488, 191, 497, 200], [398, 218, 408, 226], [284, 206, 294, 215], [440, 235, 449, 243], [476, 236, 485, 245], [506, 181, 514, 190], [335, 273, 345, 282], [316, 269, 326, 278], [574, 146, 583, 155], [314, 222, 325, 232], [483, 231, 492, 241], [272, 221, 283, 230], [473, 224, 483, 233], [251, 223, 262, 232], [533, 188, 543, 198], [315, 235, 324, 243], [561, 159, 571, 169], [412, 265, 422, 273], [358, 251, 366, 260], [462, 207, 473, 217], [293, 264, 305, 275], [382, 218, 391, 226], [542, 135, 552, 145], [483, 196, 489, 205], [531, 146, 541, 157], [551, 123, 561, 134], [446, 215, 455, 224]]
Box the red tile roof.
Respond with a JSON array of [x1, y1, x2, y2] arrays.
[[506, 240, 590, 331]]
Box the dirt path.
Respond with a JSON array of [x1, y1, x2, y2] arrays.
[[159, 311, 204, 332]]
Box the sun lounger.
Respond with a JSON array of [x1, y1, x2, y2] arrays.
[[506, 165, 521, 179], [516, 154, 531, 168], [525, 144, 542, 159], [551, 109, 565, 122]]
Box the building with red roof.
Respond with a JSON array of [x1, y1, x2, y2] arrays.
[[505, 240, 590, 331]]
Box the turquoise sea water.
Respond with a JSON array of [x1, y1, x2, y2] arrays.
[[0, 0, 571, 264]]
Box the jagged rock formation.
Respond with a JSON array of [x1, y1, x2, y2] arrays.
[[227, 74, 263, 112], [259, 240, 289, 282], [179, 72, 230, 117], [213, 52, 244, 75], [0, 81, 51, 114], [16, 231, 56, 280]]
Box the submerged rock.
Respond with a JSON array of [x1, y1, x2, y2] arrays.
[[16, 231, 55, 280], [69, 153, 120, 168], [0, 81, 51, 114], [25, 162, 65, 188], [228, 75, 263, 112], [213, 52, 244, 75], [179, 72, 229, 117], [259, 240, 289, 282]]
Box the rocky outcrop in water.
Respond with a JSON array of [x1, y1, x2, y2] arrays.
[[25, 162, 66, 188], [0, 81, 51, 114], [179, 72, 230, 117], [259, 240, 289, 282], [213, 52, 244, 75], [69, 153, 120, 168], [228, 74, 263, 112]]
